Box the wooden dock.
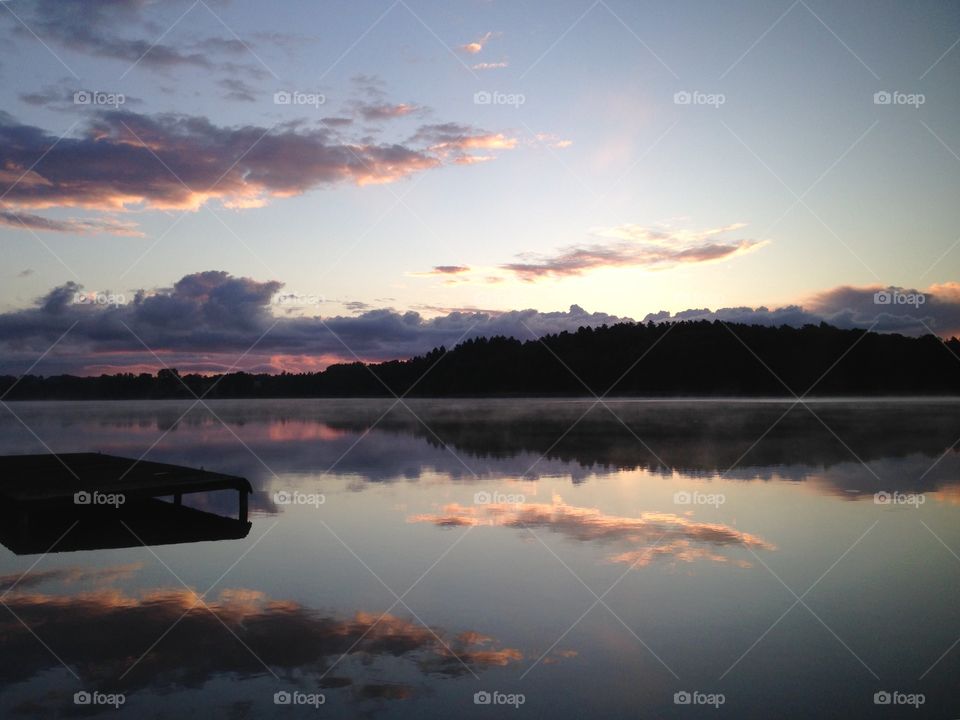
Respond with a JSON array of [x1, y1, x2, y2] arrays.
[[0, 453, 252, 555]]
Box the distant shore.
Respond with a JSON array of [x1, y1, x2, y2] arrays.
[[3, 320, 959, 400]]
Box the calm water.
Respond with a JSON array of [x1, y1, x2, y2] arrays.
[[0, 399, 958, 718]]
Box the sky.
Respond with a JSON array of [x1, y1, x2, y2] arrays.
[[1, 0, 959, 374]]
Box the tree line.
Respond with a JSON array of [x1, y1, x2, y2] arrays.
[[2, 320, 958, 399]]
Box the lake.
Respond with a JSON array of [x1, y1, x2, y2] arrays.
[[0, 399, 958, 718]]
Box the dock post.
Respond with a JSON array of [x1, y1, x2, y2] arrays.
[[239, 488, 248, 523]]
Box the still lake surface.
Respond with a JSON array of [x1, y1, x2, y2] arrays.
[[0, 399, 958, 718]]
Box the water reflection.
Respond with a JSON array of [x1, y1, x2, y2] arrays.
[[409, 495, 774, 567], [0, 399, 957, 718], [0, 498, 251, 555], [1, 399, 957, 498], [0, 565, 528, 700]]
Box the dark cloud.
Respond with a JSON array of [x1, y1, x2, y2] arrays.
[[2, 272, 957, 376], [0, 110, 432, 210], [6, 0, 254, 73], [647, 283, 960, 337], [431, 266, 471, 275], [18, 85, 70, 107], [0, 271, 627, 374], [0, 110, 512, 231], [343, 300, 371, 313]]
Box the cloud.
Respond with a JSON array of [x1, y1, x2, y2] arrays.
[[351, 73, 388, 98], [6, 0, 256, 73], [410, 265, 479, 285], [0, 271, 629, 374], [647, 283, 960, 337], [18, 84, 71, 107], [533, 132, 573, 149], [411, 122, 516, 147], [321, 116, 354, 127], [0, 209, 144, 236], [3, 271, 958, 376], [497, 223, 766, 281], [410, 122, 518, 164], [0, 110, 513, 227], [217, 77, 257, 102], [460, 31, 496, 54], [354, 102, 421, 121], [342, 300, 371, 313], [409, 495, 774, 567]]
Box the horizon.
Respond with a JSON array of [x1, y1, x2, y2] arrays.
[[1, 315, 959, 380]]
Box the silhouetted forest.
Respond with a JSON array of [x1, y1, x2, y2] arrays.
[[2, 320, 959, 399]]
